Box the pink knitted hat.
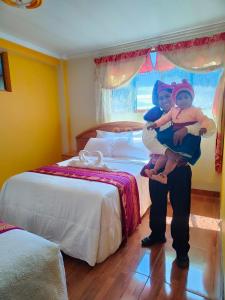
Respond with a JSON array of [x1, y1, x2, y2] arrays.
[[172, 79, 194, 101]]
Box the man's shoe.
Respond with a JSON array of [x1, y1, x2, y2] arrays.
[[141, 236, 166, 247], [175, 255, 189, 269]]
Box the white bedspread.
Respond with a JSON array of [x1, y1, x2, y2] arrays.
[[0, 229, 68, 300], [0, 157, 150, 266]]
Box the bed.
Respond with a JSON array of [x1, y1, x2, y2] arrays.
[[0, 121, 150, 266], [0, 222, 68, 300]]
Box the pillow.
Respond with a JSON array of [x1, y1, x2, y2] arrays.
[[132, 130, 143, 143], [112, 138, 149, 160], [84, 138, 113, 157], [96, 130, 132, 140], [132, 130, 143, 138]]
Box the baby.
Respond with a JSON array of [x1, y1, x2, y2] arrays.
[[147, 79, 211, 184]]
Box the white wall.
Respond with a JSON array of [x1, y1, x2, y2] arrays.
[[192, 133, 221, 191], [67, 56, 96, 150], [66, 56, 221, 191]]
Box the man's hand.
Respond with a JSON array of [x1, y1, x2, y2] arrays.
[[199, 128, 207, 136], [173, 127, 188, 146], [147, 123, 157, 130]]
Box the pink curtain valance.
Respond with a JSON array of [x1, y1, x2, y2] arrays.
[[94, 31, 225, 65], [94, 48, 150, 65], [156, 31, 225, 52]]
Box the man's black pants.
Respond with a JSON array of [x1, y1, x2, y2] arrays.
[[149, 165, 192, 257]]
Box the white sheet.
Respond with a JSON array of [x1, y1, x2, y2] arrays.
[[0, 157, 150, 266], [0, 229, 68, 300]]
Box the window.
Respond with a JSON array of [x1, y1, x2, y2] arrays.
[[110, 52, 222, 121]]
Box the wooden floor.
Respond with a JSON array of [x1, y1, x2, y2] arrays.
[[63, 192, 222, 300]]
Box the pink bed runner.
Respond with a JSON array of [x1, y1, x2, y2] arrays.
[[30, 164, 141, 241], [0, 221, 22, 234]]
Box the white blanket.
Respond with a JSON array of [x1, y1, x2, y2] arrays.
[[0, 229, 68, 300], [0, 157, 150, 266]]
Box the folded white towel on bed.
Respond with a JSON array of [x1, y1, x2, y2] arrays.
[[79, 150, 103, 165], [67, 150, 114, 171]]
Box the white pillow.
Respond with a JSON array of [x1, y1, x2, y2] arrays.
[[132, 130, 143, 138], [84, 138, 113, 157], [96, 130, 132, 139], [112, 138, 149, 160]]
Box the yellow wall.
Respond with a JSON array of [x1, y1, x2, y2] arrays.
[[0, 39, 62, 188]]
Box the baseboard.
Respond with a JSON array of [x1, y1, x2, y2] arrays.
[[191, 188, 220, 198]]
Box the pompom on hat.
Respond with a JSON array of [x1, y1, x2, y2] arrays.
[[172, 79, 194, 102], [152, 80, 173, 106]]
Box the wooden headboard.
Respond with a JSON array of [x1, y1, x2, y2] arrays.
[[76, 121, 144, 152]]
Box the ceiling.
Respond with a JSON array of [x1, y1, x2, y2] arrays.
[[0, 0, 225, 58]]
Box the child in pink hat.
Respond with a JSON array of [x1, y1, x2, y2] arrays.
[[148, 79, 211, 184]]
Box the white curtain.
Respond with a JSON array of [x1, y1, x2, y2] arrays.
[[95, 55, 147, 123], [157, 42, 225, 129], [162, 41, 225, 71], [95, 86, 112, 124], [157, 41, 225, 172]]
